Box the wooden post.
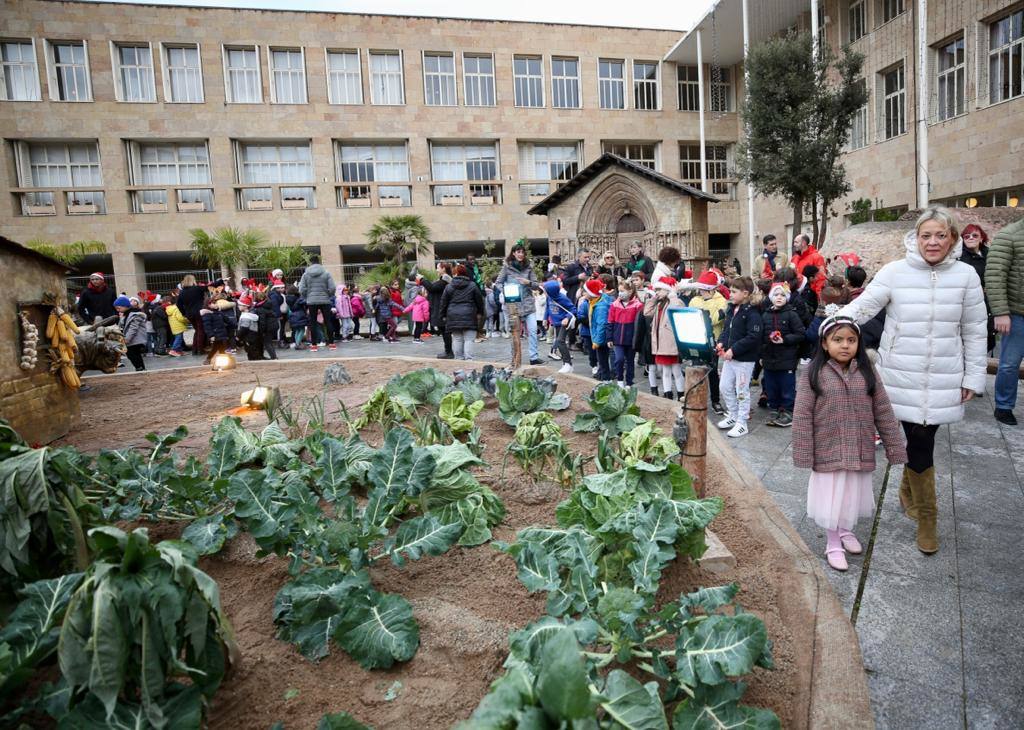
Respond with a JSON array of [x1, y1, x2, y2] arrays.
[[680, 365, 709, 497]]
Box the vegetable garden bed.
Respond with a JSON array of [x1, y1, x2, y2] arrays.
[[35, 357, 870, 729]]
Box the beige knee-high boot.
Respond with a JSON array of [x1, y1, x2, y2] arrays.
[[898, 468, 917, 520], [907, 467, 938, 554]]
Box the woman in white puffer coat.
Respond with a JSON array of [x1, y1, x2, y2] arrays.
[[838, 205, 987, 555]]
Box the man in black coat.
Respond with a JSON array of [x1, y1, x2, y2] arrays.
[[77, 273, 116, 323], [423, 263, 454, 358], [560, 249, 593, 303]]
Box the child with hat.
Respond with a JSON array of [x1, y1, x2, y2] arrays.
[[760, 282, 805, 427], [115, 295, 148, 371], [586, 276, 616, 381], [576, 278, 602, 375], [642, 275, 685, 399], [688, 270, 729, 414]]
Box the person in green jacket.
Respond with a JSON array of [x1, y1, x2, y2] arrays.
[[986, 218, 1024, 426]]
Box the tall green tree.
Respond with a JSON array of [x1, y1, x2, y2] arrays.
[[365, 215, 432, 275], [250, 242, 310, 276], [735, 32, 867, 246]]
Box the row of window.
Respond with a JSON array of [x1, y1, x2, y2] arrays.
[[0, 37, 737, 112], [11, 138, 734, 214], [846, 8, 1024, 151]]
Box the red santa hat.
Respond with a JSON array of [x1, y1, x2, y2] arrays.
[[271, 278, 285, 289], [238, 294, 254, 307], [90, 272, 105, 280], [692, 271, 719, 290], [653, 276, 678, 291], [584, 279, 604, 297]]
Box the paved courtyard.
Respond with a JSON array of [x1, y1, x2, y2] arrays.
[[93, 332, 1024, 729]]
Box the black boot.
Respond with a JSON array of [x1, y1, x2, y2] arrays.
[[662, 391, 674, 400], [650, 386, 659, 396], [437, 352, 455, 360]]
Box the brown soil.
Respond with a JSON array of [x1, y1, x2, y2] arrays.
[[62, 357, 804, 729]]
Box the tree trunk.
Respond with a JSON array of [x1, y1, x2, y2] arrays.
[[818, 198, 831, 247], [791, 195, 803, 257], [810, 200, 820, 248]]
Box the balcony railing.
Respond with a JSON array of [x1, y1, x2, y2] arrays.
[[127, 185, 216, 213], [336, 183, 413, 209], [429, 182, 502, 206], [16, 188, 107, 216], [233, 184, 316, 211]]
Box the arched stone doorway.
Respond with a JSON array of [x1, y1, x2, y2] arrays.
[[528, 153, 716, 267]]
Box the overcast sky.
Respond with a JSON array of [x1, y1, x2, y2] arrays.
[[86, 0, 713, 31]]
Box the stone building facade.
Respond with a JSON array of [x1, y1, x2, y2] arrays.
[[0, 237, 79, 444], [0, 0, 747, 293]]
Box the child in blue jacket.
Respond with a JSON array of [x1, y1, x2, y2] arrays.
[[543, 279, 576, 372], [588, 275, 616, 382]]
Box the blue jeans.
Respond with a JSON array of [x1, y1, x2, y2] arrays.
[[523, 311, 539, 361], [613, 345, 635, 384], [995, 314, 1024, 411], [762, 369, 796, 411], [170, 333, 185, 352]]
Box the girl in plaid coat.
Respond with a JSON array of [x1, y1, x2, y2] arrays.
[[793, 309, 907, 571]]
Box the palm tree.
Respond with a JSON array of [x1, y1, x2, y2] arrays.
[[189, 227, 266, 279], [25, 238, 107, 265], [365, 215, 432, 275], [250, 243, 310, 278]]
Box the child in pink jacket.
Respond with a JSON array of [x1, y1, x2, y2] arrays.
[[334, 284, 354, 341], [403, 287, 431, 343]]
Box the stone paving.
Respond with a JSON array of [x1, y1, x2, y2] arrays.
[[95, 331, 1024, 729]]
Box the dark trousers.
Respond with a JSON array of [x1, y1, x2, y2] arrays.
[[413, 321, 426, 340], [581, 335, 597, 368], [596, 344, 612, 381], [384, 317, 398, 341], [762, 369, 796, 411], [263, 333, 278, 360], [902, 422, 940, 473], [306, 303, 335, 344], [353, 316, 361, 337], [552, 324, 571, 364], [126, 344, 146, 371], [613, 345, 635, 384], [708, 354, 721, 405], [188, 313, 206, 354], [441, 331, 453, 354], [278, 316, 288, 343], [153, 326, 169, 355]]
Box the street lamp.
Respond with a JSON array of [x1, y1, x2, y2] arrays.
[[211, 353, 236, 371]]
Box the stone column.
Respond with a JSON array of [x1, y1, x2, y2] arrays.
[[111, 250, 146, 296]]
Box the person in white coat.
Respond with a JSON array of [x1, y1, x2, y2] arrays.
[[838, 204, 987, 554]]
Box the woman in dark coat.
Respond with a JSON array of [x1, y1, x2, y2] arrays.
[[959, 223, 995, 354], [440, 265, 485, 361], [422, 262, 454, 358]]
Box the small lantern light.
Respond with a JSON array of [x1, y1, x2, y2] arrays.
[[965, 197, 978, 208], [1009, 195, 1020, 208], [211, 353, 236, 371], [240, 385, 280, 410]]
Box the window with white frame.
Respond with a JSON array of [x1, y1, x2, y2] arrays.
[[936, 36, 965, 120], [163, 44, 203, 102], [551, 57, 580, 108], [677, 65, 699, 111], [633, 61, 659, 110], [817, 3, 827, 49], [113, 44, 156, 102], [848, 1, 867, 43], [430, 142, 498, 203], [880, 0, 905, 24], [679, 144, 731, 197], [236, 141, 314, 207], [602, 142, 657, 170], [15, 140, 104, 212], [598, 59, 625, 109], [224, 46, 261, 103], [710, 66, 731, 111], [47, 41, 90, 101], [463, 53, 495, 106], [369, 50, 404, 105], [513, 55, 543, 107], [989, 9, 1024, 104], [882, 62, 905, 139], [269, 48, 306, 103], [849, 78, 869, 149], [127, 141, 212, 210], [336, 142, 410, 205], [326, 50, 362, 104], [423, 52, 456, 106], [518, 142, 580, 181], [1, 40, 40, 100]]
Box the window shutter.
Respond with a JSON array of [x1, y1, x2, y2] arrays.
[[14, 141, 32, 186], [518, 142, 535, 180], [975, 21, 989, 108], [927, 46, 937, 123], [874, 73, 885, 143]]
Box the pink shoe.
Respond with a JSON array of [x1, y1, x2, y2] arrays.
[[825, 529, 848, 571], [839, 529, 863, 555]]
